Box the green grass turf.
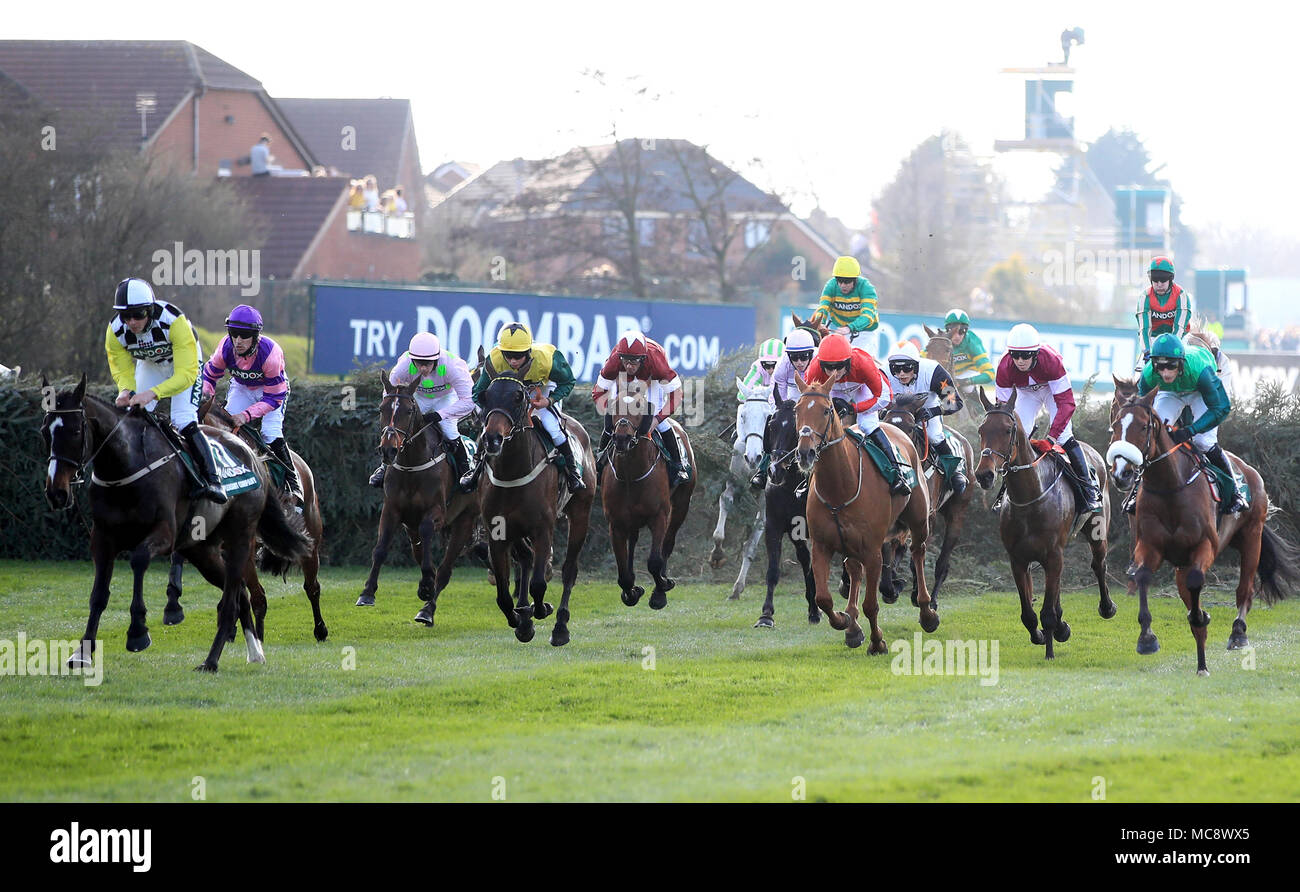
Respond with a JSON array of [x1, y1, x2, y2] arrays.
[[1, 559, 1297, 802]]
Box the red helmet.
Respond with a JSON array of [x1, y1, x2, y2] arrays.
[[817, 334, 852, 364], [615, 330, 649, 359]]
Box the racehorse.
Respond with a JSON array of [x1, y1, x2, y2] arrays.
[[1107, 391, 1299, 673], [600, 377, 696, 611], [922, 325, 982, 422], [794, 370, 937, 651], [754, 399, 819, 628], [41, 375, 313, 672], [475, 373, 596, 645], [712, 379, 772, 600], [357, 373, 480, 629], [878, 390, 974, 608], [974, 388, 1115, 659], [157, 397, 327, 644]]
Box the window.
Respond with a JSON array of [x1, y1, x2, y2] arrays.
[[638, 217, 656, 247], [744, 220, 771, 249], [686, 219, 709, 257]]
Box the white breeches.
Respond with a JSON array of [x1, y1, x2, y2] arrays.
[[136, 360, 199, 428], [1012, 386, 1073, 442], [225, 382, 286, 442], [1153, 390, 1218, 450]]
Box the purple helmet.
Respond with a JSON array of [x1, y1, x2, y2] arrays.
[[225, 304, 264, 332]]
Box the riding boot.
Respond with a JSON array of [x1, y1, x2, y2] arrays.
[[991, 482, 1007, 512], [931, 437, 967, 496], [1063, 437, 1102, 514], [659, 428, 690, 486], [369, 464, 387, 488], [1205, 445, 1248, 514], [444, 435, 470, 479], [595, 420, 614, 475], [868, 427, 911, 496], [267, 438, 303, 502], [458, 453, 485, 493], [750, 452, 770, 490], [181, 422, 228, 504], [555, 438, 587, 491]]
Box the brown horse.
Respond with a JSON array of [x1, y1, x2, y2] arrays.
[[600, 378, 696, 610], [923, 324, 983, 422], [475, 373, 596, 645], [974, 388, 1115, 658], [357, 373, 480, 628], [878, 391, 974, 608], [794, 371, 936, 651], [41, 376, 313, 672], [1107, 392, 1299, 673]]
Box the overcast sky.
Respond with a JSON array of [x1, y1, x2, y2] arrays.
[[14, 1, 1300, 238]]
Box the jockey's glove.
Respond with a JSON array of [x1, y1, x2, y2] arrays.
[[1169, 427, 1193, 445], [427, 411, 442, 424]]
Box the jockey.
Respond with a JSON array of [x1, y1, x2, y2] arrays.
[[592, 330, 689, 485], [1136, 256, 1193, 365], [105, 277, 226, 503], [884, 340, 968, 495], [737, 338, 784, 401], [812, 255, 879, 348], [366, 331, 474, 488], [940, 308, 995, 387], [805, 333, 910, 496], [994, 323, 1101, 513], [201, 304, 301, 501], [458, 322, 585, 493], [1139, 333, 1246, 515], [751, 326, 821, 489]]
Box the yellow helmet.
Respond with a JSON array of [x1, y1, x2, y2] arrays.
[[832, 256, 861, 279], [498, 322, 533, 353]]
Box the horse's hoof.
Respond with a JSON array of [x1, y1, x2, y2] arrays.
[[1030, 629, 1045, 646], [709, 547, 727, 569], [621, 586, 644, 607], [417, 583, 434, 602], [534, 602, 553, 620], [550, 627, 570, 647], [868, 638, 889, 656], [1053, 622, 1071, 643], [1137, 634, 1160, 655], [1197, 668, 1210, 677], [163, 607, 184, 626], [67, 651, 92, 670], [515, 621, 535, 643], [727, 591, 741, 601], [649, 589, 668, 610], [754, 616, 775, 629], [126, 632, 151, 653], [413, 604, 435, 627], [920, 612, 940, 634], [807, 611, 821, 625], [1099, 601, 1117, 620], [194, 661, 218, 673], [845, 627, 865, 649], [663, 577, 676, 592], [881, 589, 898, 605], [355, 593, 375, 607], [314, 623, 329, 642], [1226, 635, 1249, 650]]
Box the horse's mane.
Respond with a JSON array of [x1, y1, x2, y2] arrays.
[[890, 393, 930, 415], [1187, 315, 1220, 350]]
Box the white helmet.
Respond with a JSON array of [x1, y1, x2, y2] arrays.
[[408, 331, 441, 360], [1006, 323, 1041, 352], [113, 277, 156, 311], [784, 328, 816, 352], [886, 341, 922, 365]]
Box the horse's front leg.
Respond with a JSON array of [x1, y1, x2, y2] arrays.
[[711, 478, 734, 568], [488, 537, 518, 629], [416, 509, 441, 604], [1040, 549, 1066, 660], [613, 522, 642, 607], [731, 504, 765, 600], [198, 534, 255, 672], [416, 509, 475, 627], [812, 538, 848, 630], [357, 501, 401, 607], [71, 526, 117, 669], [127, 526, 174, 653], [647, 510, 671, 610], [1133, 542, 1164, 655], [528, 526, 555, 622], [164, 551, 186, 625], [1011, 557, 1043, 645], [1180, 542, 1217, 676]]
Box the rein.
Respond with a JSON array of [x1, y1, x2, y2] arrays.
[[798, 390, 865, 555], [47, 403, 173, 489], [980, 406, 1062, 508], [610, 416, 661, 483]]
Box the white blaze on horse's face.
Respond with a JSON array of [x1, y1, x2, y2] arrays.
[[46, 417, 63, 486], [1106, 412, 1145, 486]]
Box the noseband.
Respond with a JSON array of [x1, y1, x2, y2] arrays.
[[795, 390, 845, 463]]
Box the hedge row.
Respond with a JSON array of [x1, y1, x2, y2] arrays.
[[3, 363, 1297, 592]]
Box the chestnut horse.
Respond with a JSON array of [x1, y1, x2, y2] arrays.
[[793, 371, 937, 651], [974, 388, 1115, 658], [1107, 392, 1299, 673], [600, 379, 696, 610]]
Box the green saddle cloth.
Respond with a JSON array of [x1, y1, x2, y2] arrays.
[[178, 439, 260, 497], [651, 428, 693, 483], [1203, 460, 1251, 514], [846, 428, 917, 489]]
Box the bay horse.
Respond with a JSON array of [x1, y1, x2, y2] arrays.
[[878, 390, 974, 608], [974, 388, 1115, 659], [357, 372, 481, 629], [161, 398, 327, 644], [754, 399, 819, 628], [41, 375, 313, 672], [476, 373, 596, 645], [600, 378, 696, 611], [714, 379, 772, 599], [1107, 391, 1299, 673], [793, 371, 937, 651]]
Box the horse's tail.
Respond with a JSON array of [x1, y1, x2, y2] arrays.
[[1257, 519, 1300, 606], [257, 493, 313, 577]]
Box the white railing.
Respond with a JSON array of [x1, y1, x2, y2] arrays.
[[346, 211, 414, 239]]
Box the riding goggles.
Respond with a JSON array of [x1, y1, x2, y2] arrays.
[[889, 362, 918, 375], [788, 351, 813, 362], [227, 327, 258, 339], [1009, 350, 1038, 361], [1149, 272, 1174, 284], [118, 308, 150, 322], [760, 362, 777, 372], [945, 325, 968, 335], [1153, 360, 1181, 372]]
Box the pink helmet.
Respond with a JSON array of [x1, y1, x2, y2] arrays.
[[409, 331, 441, 360]]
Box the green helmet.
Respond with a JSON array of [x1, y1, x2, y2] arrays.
[[944, 309, 970, 328], [1148, 256, 1175, 276], [1149, 333, 1186, 362], [758, 338, 784, 361]]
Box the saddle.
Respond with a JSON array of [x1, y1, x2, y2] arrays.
[[1029, 439, 1095, 516], [145, 410, 259, 498], [845, 428, 918, 490], [1191, 448, 1251, 517]]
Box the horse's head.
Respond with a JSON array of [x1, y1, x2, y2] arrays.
[[1187, 316, 1220, 354], [974, 387, 1021, 489], [40, 373, 89, 510], [734, 378, 773, 469], [479, 373, 529, 456], [793, 369, 845, 473], [791, 311, 829, 340], [922, 329, 954, 371], [377, 372, 423, 464], [1106, 389, 1164, 491], [881, 393, 928, 433], [1110, 374, 1139, 424], [608, 376, 653, 454], [766, 399, 800, 485]]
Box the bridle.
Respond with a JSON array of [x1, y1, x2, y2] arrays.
[[44, 403, 143, 494], [795, 390, 845, 463], [737, 396, 772, 451], [479, 377, 531, 449], [1113, 403, 1196, 495], [380, 392, 440, 454], [979, 406, 1062, 507]]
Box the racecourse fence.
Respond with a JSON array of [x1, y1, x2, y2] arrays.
[[4, 358, 1298, 591]]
